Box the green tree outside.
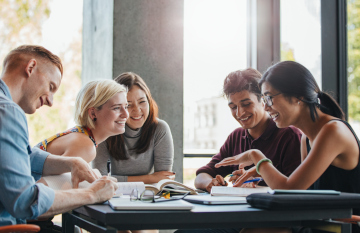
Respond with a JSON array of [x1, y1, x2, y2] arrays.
[[0, 0, 82, 145], [348, 0, 360, 121]]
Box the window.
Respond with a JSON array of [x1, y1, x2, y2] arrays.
[[183, 0, 248, 186], [280, 0, 322, 86], [347, 0, 360, 136]]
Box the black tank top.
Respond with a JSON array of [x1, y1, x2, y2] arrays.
[[306, 119, 360, 227]]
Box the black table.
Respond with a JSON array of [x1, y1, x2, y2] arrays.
[[62, 202, 353, 233]]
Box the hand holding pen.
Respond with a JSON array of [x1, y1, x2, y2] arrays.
[[230, 166, 260, 187], [242, 177, 264, 183]]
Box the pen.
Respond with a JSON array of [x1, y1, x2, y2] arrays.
[[107, 160, 111, 176], [243, 178, 263, 184]]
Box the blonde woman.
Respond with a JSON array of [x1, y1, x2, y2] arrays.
[[36, 79, 129, 163]]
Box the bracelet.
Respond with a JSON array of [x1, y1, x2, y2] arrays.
[[256, 158, 272, 175]]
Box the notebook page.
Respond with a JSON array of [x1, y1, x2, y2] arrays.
[[42, 169, 102, 190]]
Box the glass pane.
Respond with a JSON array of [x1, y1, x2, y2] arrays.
[[184, 0, 247, 154], [347, 0, 360, 136], [183, 0, 248, 187], [280, 0, 322, 87]]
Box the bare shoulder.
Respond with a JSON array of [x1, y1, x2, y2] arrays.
[[59, 132, 96, 162], [318, 120, 359, 169], [320, 120, 353, 138], [316, 119, 358, 153]]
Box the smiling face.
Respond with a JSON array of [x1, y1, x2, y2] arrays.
[[20, 62, 62, 114], [94, 92, 129, 136], [228, 90, 267, 131], [126, 85, 150, 130], [261, 81, 300, 128]]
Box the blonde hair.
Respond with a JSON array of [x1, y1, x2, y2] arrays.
[[74, 79, 127, 129]]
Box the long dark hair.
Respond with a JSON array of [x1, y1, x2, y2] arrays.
[[260, 61, 345, 121], [106, 72, 159, 160]]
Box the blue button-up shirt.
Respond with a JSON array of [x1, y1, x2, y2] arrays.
[[0, 79, 55, 226]]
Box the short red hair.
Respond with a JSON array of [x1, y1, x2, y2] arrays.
[[3, 45, 63, 76]]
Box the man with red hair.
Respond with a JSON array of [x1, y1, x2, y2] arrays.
[[0, 45, 118, 231]]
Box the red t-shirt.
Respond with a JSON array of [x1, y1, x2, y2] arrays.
[[196, 119, 302, 180]]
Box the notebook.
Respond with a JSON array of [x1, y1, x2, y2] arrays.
[[184, 195, 247, 205], [211, 186, 271, 197], [108, 197, 194, 210]]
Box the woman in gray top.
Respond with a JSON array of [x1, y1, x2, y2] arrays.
[[93, 72, 175, 184]]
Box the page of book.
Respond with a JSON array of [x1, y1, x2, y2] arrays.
[[42, 169, 102, 190], [211, 186, 271, 197], [116, 182, 145, 195], [145, 179, 196, 194]]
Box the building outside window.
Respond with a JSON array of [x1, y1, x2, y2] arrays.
[[183, 0, 247, 187]]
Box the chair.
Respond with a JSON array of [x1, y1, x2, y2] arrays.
[[335, 215, 360, 225], [0, 224, 40, 233]]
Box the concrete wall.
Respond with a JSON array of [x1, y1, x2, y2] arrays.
[[83, 0, 184, 181]]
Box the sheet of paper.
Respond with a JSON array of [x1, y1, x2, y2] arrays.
[[43, 170, 145, 196], [115, 182, 145, 195], [42, 169, 102, 190]]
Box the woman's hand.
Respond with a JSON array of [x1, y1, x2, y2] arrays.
[[215, 150, 260, 169], [148, 171, 176, 183]]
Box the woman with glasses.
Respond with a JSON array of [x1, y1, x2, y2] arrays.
[[216, 61, 360, 233]]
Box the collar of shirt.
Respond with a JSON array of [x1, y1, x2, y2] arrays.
[[124, 124, 142, 138], [244, 118, 277, 141], [0, 79, 12, 100]]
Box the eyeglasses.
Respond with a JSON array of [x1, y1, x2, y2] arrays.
[[261, 93, 282, 107], [130, 189, 190, 203]]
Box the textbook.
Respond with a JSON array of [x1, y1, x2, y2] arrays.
[[211, 186, 271, 197], [145, 179, 199, 195]]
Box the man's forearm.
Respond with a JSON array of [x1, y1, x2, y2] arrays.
[[194, 173, 213, 191], [41, 189, 94, 218], [42, 154, 76, 176]]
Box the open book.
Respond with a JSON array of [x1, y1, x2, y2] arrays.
[[145, 179, 199, 195], [211, 186, 271, 197]]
